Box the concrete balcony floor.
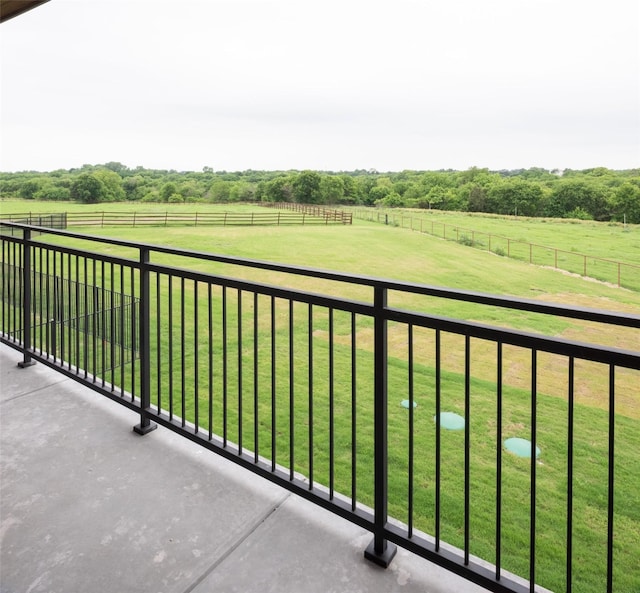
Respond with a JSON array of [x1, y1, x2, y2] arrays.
[[1, 343, 485, 593]]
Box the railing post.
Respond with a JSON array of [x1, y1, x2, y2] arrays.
[[365, 285, 397, 568], [134, 247, 157, 435], [18, 227, 36, 368]]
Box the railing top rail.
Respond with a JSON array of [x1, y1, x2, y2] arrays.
[[3, 221, 640, 329]]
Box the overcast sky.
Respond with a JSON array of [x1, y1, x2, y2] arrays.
[[1, 0, 638, 172]]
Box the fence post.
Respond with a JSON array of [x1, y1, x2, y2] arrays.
[[134, 247, 157, 435], [365, 285, 397, 568], [18, 228, 36, 368]]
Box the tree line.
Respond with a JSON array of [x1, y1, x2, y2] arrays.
[[1, 162, 639, 223]]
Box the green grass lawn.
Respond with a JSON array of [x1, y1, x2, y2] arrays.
[[3, 199, 639, 592], [352, 207, 640, 290], [353, 207, 640, 266]]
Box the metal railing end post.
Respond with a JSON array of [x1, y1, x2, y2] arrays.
[[19, 227, 35, 367], [133, 246, 156, 436]]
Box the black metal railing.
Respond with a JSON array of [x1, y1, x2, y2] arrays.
[[1, 222, 639, 593]]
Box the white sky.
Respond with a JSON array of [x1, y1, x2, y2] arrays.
[[1, 0, 639, 172]]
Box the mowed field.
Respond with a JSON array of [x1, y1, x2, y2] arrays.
[[2, 200, 640, 592], [353, 207, 640, 267], [2, 200, 639, 416]]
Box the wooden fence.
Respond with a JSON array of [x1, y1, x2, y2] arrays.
[[261, 202, 352, 224], [1, 209, 351, 228]]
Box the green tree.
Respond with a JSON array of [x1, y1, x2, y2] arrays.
[[94, 169, 125, 202], [338, 175, 359, 204], [122, 175, 145, 200], [207, 180, 233, 202], [160, 182, 178, 202], [547, 180, 610, 220], [320, 175, 344, 204], [34, 184, 71, 201], [611, 182, 640, 224], [179, 181, 204, 202], [292, 171, 322, 204], [487, 178, 543, 216], [375, 191, 403, 207], [426, 185, 448, 210], [228, 181, 256, 202], [261, 177, 294, 202], [467, 184, 488, 212], [70, 174, 106, 203], [19, 179, 41, 199]]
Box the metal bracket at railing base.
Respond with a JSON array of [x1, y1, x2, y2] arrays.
[[133, 422, 158, 436], [364, 539, 398, 568], [17, 360, 36, 368]]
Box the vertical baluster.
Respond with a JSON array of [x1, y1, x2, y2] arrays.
[[606, 365, 615, 593], [308, 303, 313, 490], [271, 296, 276, 471], [464, 335, 471, 564], [566, 357, 574, 593], [289, 299, 294, 480], [222, 285, 228, 446], [254, 293, 259, 463], [351, 312, 357, 511], [529, 350, 538, 592], [496, 342, 503, 579], [329, 307, 334, 498], [168, 274, 174, 420], [208, 282, 213, 440], [181, 277, 186, 426], [238, 290, 243, 453], [408, 324, 414, 538], [194, 280, 199, 434], [435, 329, 442, 550]]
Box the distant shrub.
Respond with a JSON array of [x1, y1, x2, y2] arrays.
[[494, 246, 506, 257], [566, 207, 593, 221]]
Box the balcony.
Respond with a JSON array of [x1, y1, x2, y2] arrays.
[[1, 221, 639, 593], [1, 341, 490, 593]]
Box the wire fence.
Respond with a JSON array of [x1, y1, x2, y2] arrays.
[[352, 209, 640, 291]]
